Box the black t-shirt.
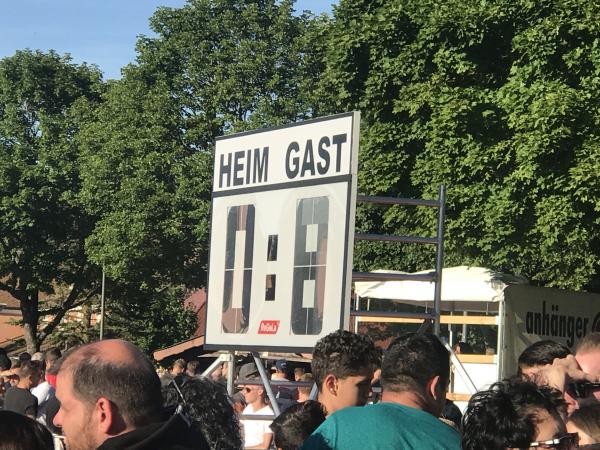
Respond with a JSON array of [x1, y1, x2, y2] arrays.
[[45, 395, 61, 433], [3, 386, 38, 416]]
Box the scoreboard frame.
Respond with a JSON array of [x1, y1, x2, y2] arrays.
[[204, 111, 360, 352]]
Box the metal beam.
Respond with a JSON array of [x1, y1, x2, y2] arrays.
[[433, 185, 446, 335], [355, 233, 437, 245], [352, 272, 436, 282], [357, 195, 440, 208], [350, 310, 437, 321]]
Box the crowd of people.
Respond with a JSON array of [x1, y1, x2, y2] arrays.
[[1, 330, 600, 449]]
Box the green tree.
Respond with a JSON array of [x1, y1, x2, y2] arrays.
[[319, 0, 600, 290], [102, 286, 198, 355], [79, 0, 325, 290], [45, 286, 198, 355], [0, 50, 105, 352]]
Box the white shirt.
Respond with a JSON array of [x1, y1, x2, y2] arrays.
[[241, 404, 273, 448], [31, 381, 54, 424]]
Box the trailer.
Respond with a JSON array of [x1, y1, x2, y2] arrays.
[[354, 265, 600, 410]]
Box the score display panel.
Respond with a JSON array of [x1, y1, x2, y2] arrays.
[[204, 112, 360, 352]]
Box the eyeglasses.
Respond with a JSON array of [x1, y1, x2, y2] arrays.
[[566, 382, 600, 399], [528, 432, 579, 449]]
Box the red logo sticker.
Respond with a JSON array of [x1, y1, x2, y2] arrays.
[[258, 320, 280, 334]]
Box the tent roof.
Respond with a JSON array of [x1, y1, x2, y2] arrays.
[[354, 266, 528, 307]]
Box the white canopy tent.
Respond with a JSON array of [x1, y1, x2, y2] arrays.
[[353, 266, 528, 313]]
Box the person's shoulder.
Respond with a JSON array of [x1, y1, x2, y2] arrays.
[[5, 386, 34, 399], [328, 404, 369, 419], [372, 403, 461, 446], [382, 403, 459, 428], [299, 417, 336, 450], [258, 404, 274, 415]]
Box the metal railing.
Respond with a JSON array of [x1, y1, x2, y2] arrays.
[[352, 185, 446, 335]]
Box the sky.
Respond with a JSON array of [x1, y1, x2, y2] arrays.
[[0, 0, 335, 80]]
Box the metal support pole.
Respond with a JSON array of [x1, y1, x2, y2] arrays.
[[251, 352, 281, 416], [201, 354, 226, 378], [227, 352, 235, 397], [309, 382, 319, 401], [445, 342, 477, 394], [99, 265, 106, 340], [433, 185, 446, 336]]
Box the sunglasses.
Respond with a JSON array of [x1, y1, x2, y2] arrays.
[[528, 432, 579, 449], [566, 382, 600, 399]]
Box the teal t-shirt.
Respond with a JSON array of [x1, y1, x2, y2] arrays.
[[300, 402, 461, 450]]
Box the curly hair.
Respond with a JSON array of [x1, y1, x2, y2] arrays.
[[162, 375, 242, 450], [311, 330, 380, 390], [462, 379, 565, 450], [270, 400, 326, 450]]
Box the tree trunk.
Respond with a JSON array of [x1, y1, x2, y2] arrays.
[[21, 291, 40, 354], [22, 322, 39, 354], [82, 302, 93, 344]]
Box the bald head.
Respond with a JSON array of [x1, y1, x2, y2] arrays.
[[59, 339, 162, 427], [62, 340, 143, 370]]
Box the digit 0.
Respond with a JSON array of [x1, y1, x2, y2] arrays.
[[222, 204, 255, 333]]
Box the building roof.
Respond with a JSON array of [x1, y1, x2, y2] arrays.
[[0, 290, 20, 309]]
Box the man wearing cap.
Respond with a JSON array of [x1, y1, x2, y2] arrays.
[[271, 359, 296, 406], [271, 360, 290, 382], [238, 362, 274, 449]]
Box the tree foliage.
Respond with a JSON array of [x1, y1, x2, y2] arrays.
[[103, 286, 198, 355], [79, 0, 325, 290], [6, 0, 600, 353], [320, 0, 600, 290], [0, 50, 104, 352]]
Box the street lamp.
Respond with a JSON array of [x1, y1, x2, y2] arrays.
[[99, 265, 105, 340]]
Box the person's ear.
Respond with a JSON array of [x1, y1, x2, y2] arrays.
[[324, 374, 338, 396], [96, 397, 127, 435], [427, 375, 443, 400], [96, 398, 114, 434]]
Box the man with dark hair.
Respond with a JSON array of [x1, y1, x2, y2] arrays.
[[4, 359, 41, 417], [271, 359, 296, 402], [518, 339, 571, 378], [53, 339, 209, 450], [302, 333, 460, 450], [310, 330, 379, 416], [271, 359, 290, 382], [462, 379, 571, 450], [270, 400, 326, 450]]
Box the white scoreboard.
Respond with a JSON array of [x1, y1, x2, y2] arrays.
[[204, 112, 360, 351]]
